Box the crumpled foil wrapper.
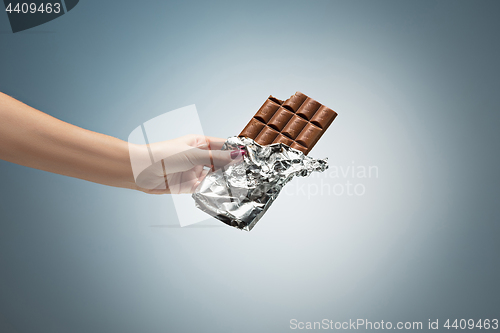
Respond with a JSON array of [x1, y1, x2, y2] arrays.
[[192, 136, 328, 231]]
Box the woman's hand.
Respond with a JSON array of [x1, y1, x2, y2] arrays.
[[130, 135, 245, 194]]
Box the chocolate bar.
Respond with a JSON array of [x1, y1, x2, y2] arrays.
[[239, 92, 337, 154]]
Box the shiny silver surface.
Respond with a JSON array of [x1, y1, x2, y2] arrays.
[[192, 136, 328, 231]]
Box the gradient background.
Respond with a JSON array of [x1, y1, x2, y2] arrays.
[[1, 1, 499, 332]]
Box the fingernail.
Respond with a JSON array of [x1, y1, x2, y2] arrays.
[[231, 149, 246, 159]]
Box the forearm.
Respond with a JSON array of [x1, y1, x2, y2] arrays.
[[0, 92, 136, 190]]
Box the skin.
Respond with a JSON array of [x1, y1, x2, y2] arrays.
[[0, 92, 241, 194]]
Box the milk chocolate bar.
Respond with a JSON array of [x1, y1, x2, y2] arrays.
[[239, 92, 337, 154]]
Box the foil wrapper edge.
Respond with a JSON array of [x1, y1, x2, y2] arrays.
[[192, 136, 328, 231]]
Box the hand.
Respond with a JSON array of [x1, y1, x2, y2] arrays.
[[129, 134, 245, 194]]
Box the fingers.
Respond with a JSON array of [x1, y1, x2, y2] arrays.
[[165, 166, 209, 194], [178, 165, 203, 193], [201, 136, 227, 150], [184, 147, 243, 169], [138, 164, 214, 195], [136, 134, 245, 195], [191, 165, 208, 191], [193, 168, 210, 191], [182, 134, 228, 150]]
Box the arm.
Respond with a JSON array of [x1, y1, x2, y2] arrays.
[[0, 92, 243, 193], [0, 92, 136, 190]]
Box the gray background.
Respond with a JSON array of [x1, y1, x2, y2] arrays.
[[0, 0, 499, 332]]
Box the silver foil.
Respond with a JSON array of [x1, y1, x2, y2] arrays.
[[192, 136, 328, 231]]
